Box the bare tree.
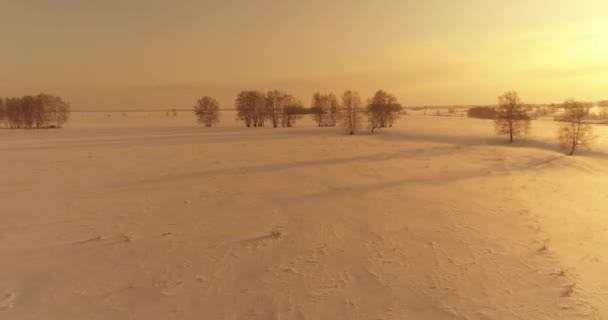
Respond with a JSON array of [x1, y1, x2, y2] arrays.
[[327, 93, 339, 127], [2, 94, 70, 129], [236, 91, 266, 127], [310, 92, 326, 127], [558, 99, 595, 156], [6, 97, 23, 128], [236, 91, 253, 127], [310, 92, 339, 127], [366, 90, 403, 133], [38, 94, 71, 128], [0, 98, 5, 128], [281, 104, 306, 127], [194, 96, 220, 127], [36, 94, 56, 128], [33, 96, 47, 128], [266, 90, 299, 128], [266, 90, 282, 128], [340, 90, 363, 135], [55, 96, 71, 128], [494, 91, 530, 142], [21, 95, 37, 129]]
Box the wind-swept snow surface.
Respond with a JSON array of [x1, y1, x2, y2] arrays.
[[1, 112, 607, 319]]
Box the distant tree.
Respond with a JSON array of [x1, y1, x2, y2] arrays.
[[38, 94, 70, 128], [467, 106, 497, 119], [558, 99, 595, 156], [2, 94, 70, 129], [266, 90, 298, 128], [0, 98, 5, 127], [172, 109, 178, 117], [310, 92, 339, 127], [6, 97, 23, 128], [340, 90, 363, 135], [54, 96, 71, 128], [366, 90, 403, 133], [21, 95, 37, 129], [327, 93, 339, 127], [236, 91, 253, 127], [236, 91, 266, 127], [266, 90, 282, 128], [310, 93, 325, 127], [194, 96, 220, 127], [494, 91, 530, 142], [281, 104, 306, 127], [33, 94, 49, 128], [594, 100, 608, 119]]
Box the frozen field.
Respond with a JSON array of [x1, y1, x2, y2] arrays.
[[1, 111, 608, 319]]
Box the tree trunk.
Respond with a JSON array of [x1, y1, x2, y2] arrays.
[[569, 130, 577, 156]]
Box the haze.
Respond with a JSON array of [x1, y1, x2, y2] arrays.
[[1, 0, 607, 109], [3, 2, 608, 319]]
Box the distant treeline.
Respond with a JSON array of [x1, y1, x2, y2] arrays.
[[0, 94, 71, 129], [193, 90, 404, 134], [467, 101, 608, 121], [467, 106, 497, 119]]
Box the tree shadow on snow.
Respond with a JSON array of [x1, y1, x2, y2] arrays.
[[135, 144, 463, 185]]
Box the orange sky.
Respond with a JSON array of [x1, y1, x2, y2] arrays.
[[1, 0, 607, 109]]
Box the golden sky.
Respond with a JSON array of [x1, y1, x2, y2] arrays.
[[1, 0, 607, 109]]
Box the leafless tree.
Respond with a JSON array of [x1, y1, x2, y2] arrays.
[[194, 96, 220, 127], [266, 90, 299, 128], [366, 90, 403, 133], [310, 92, 326, 127], [236, 91, 267, 127], [38, 94, 71, 128], [281, 104, 306, 127], [328, 93, 339, 126], [0, 98, 5, 128], [55, 96, 71, 128], [558, 99, 595, 156], [21, 95, 37, 129], [3, 94, 70, 129], [236, 91, 253, 127], [310, 92, 339, 127], [340, 90, 363, 135], [494, 91, 530, 142], [34, 95, 50, 128], [6, 97, 23, 128], [266, 90, 282, 128]]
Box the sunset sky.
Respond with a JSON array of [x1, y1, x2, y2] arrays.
[[1, 0, 607, 109]]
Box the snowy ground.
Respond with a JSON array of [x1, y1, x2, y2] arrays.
[[1, 111, 607, 319]]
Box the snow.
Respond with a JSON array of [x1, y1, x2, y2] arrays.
[[1, 111, 607, 319]]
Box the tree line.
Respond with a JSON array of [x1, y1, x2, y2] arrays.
[[0, 94, 71, 129], [193, 89, 404, 134], [193, 89, 592, 156]]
